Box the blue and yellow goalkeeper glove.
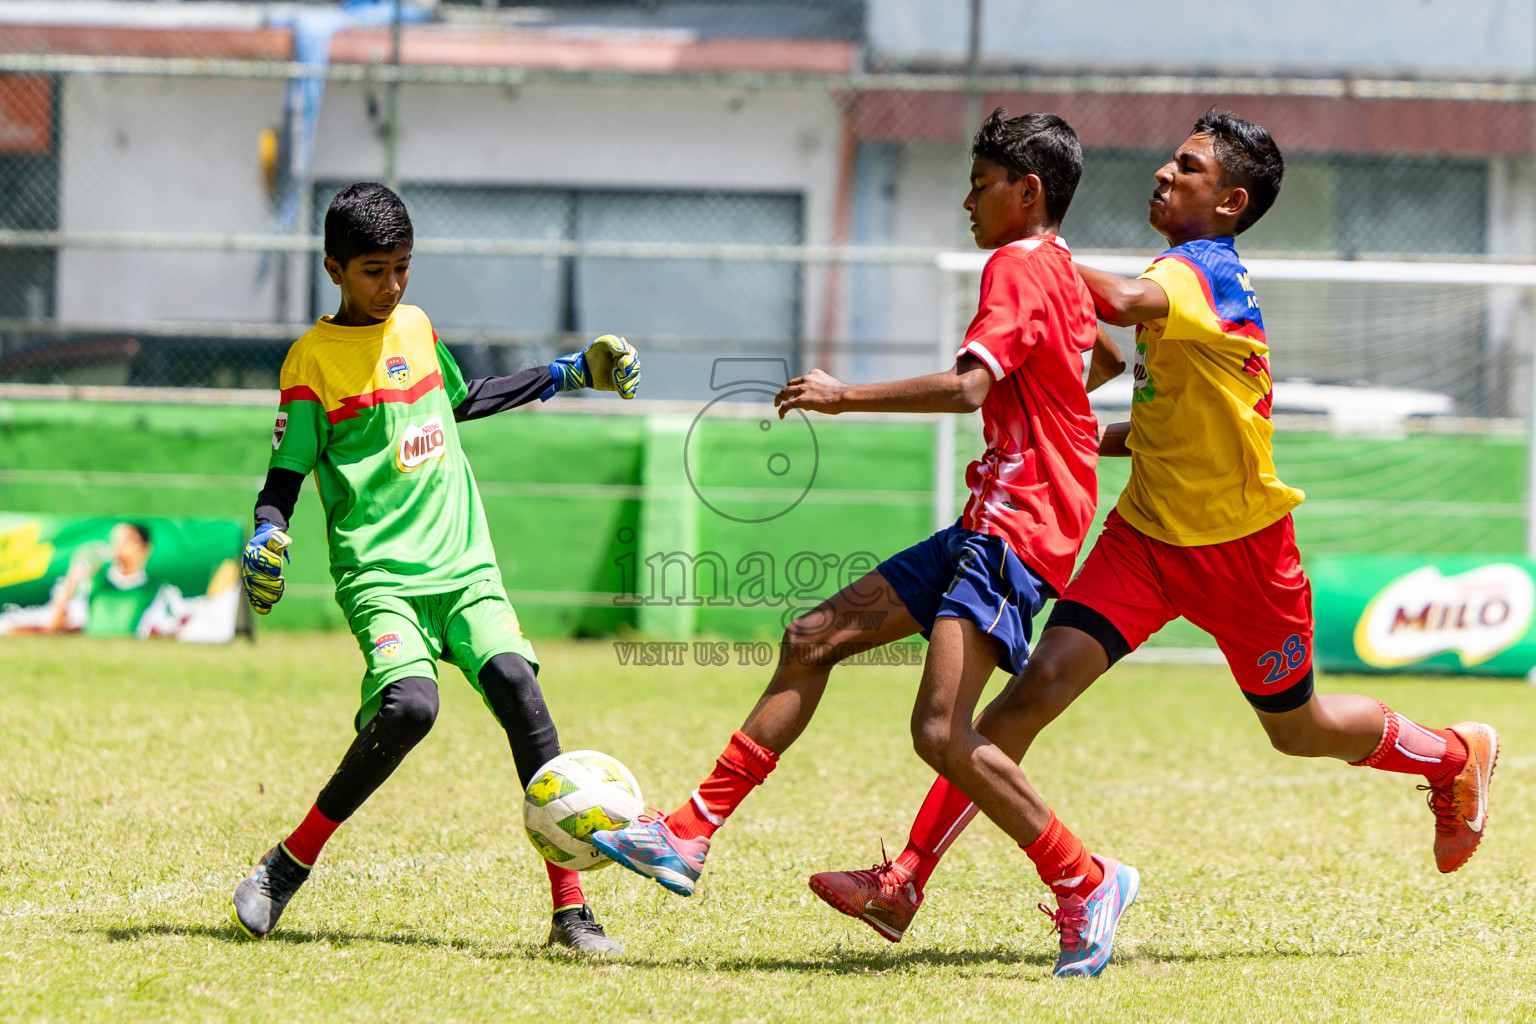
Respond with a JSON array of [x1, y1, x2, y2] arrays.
[[545, 335, 641, 400], [242, 523, 291, 615]]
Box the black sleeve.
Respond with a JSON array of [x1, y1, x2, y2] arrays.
[[453, 366, 554, 422], [254, 467, 305, 532]]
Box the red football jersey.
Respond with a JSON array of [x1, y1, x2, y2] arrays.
[[957, 235, 1099, 594]]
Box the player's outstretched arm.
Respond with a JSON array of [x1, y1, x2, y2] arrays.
[[455, 366, 554, 421], [1077, 264, 1169, 328], [774, 356, 991, 418], [1086, 325, 1125, 392], [544, 335, 641, 401]]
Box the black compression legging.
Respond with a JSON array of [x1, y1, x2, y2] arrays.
[[314, 652, 561, 822]]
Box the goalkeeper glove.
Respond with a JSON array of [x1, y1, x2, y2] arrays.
[[545, 335, 641, 400], [241, 523, 291, 615]]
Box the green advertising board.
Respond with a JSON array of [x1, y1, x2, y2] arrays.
[[1311, 553, 1536, 677], [0, 514, 244, 642]]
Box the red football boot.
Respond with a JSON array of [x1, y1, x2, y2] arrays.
[[1420, 722, 1499, 873]]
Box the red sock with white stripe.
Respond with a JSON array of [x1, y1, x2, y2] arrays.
[[1022, 812, 1102, 899], [890, 776, 979, 889], [1349, 701, 1468, 785], [663, 731, 779, 840], [281, 803, 341, 868]]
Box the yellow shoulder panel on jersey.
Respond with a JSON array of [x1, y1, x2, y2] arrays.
[[278, 305, 443, 422]]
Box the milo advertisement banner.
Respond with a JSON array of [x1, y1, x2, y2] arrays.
[[0, 514, 245, 643], [1312, 554, 1536, 677]]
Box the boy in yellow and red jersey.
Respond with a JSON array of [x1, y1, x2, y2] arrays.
[[809, 111, 1498, 978], [232, 182, 640, 954]]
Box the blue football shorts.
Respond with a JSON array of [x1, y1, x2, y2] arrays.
[[877, 519, 1053, 676]]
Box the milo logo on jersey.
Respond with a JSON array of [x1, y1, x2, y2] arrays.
[[385, 354, 411, 385], [396, 415, 448, 472]]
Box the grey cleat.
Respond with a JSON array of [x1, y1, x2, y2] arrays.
[[547, 905, 623, 956], [232, 844, 311, 938]]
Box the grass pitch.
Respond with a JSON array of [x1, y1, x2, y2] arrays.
[[3, 633, 1534, 1023]]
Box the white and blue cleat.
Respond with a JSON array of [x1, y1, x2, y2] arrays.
[[590, 816, 710, 897], [1041, 854, 1140, 978]]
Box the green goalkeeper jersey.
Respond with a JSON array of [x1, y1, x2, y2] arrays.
[[268, 305, 501, 608]]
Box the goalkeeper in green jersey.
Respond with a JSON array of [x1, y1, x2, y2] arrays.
[[234, 182, 640, 954]]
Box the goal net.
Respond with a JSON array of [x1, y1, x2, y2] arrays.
[[936, 251, 1536, 560]]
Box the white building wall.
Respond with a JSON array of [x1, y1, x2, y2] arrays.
[[56, 72, 845, 355], [57, 72, 287, 324], [869, 0, 1536, 77]]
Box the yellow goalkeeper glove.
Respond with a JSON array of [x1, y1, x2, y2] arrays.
[[241, 524, 291, 615], [581, 335, 642, 400]]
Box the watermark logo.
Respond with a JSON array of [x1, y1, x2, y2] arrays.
[[684, 358, 818, 523], [612, 639, 925, 668], [612, 526, 882, 630]]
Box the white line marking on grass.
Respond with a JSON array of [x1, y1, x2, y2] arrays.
[[1122, 647, 1225, 665]]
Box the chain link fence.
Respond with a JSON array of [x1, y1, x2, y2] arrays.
[[0, 1, 1533, 429]]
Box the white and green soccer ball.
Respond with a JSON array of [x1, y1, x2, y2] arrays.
[[522, 750, 645, 870]]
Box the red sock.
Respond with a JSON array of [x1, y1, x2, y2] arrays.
[[1022, 812, 1102, 899], [281, 803, 341, 868], [1350, 701, 1469, 785], [546, 861, 585, 912], [664, 730, 779, 840], [891, 776, 978, 890]]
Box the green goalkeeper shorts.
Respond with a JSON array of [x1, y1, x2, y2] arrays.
[[344, 578, 540, 730]]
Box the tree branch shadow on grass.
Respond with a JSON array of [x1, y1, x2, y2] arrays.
[[624, 946, 1048, 974], [92, 922, 636, 962], [92, 924, 1355, 973], [626, 943, 1359, 975], [1127, 944, 1365, 965], [91, 923, 1043, 971], [95, 922, 472, 951]]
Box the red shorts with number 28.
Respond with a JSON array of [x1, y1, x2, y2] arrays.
[[1059, 510, 1313, 701]]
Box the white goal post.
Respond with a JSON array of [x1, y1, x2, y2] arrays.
[[934, 250, 1536, 556]]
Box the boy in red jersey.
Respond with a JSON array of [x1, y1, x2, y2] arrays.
[[810, 111, 1499, 978], [590, 109, 1126, 913]]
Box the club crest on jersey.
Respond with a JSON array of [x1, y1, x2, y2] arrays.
[[374, 633, 401, 657], [272, 412, 288, 451], [1132, 340, 1156, 402], [385, 354, 410, 385], [397, 415, 447, 472]]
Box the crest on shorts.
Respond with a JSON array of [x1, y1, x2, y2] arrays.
[[271, 411, 288, 451], [374, 632, 401, 657], [385, 354, 410, 386]]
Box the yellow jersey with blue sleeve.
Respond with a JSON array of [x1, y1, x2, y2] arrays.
[[1115, 237, 1304, 546]]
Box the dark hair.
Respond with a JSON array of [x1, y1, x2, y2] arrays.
[[324, 182, 413, 267], [1191, 109, 1284, 233], [123, 522, 152, 545], [971, 109, 1083, 224]]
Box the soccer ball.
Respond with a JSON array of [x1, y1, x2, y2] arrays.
[[522, 750, 645, 870]]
